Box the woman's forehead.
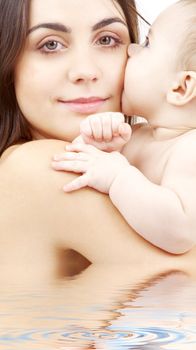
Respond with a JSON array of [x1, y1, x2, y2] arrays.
[[29, 0, 126, 27]]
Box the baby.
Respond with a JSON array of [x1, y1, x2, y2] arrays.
[[52, 0, 196, 254]]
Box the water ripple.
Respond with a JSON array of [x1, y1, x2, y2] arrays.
[[0, 326, 195, 349]]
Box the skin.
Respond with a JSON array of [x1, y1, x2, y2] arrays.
[[0, 0, 131, 279], [1, 2, 196, 349], [15, 0, 130, 142], [2, 138, 193, 280], [1, 0, 196, 284], [51, 2, 196, 254], [122, 1, 196, 119]]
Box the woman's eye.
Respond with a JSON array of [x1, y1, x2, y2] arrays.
[[96, 35, 122, 47], [39, 40, 64, 53], [143, 36, 150, 48]]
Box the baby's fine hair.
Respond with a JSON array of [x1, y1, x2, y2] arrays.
[[177, 0, 196, 71]]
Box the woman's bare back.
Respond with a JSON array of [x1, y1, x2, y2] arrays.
[[0, 140, 195, 283]]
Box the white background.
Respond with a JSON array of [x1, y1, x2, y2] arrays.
[[136, 0, 177, 42]]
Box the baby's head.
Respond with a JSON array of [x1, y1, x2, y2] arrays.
[[176, 0, 196, 72], [122, 0, 196, 119]]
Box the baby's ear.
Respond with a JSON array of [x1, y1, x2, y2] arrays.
[[167, 71, 196, 106]]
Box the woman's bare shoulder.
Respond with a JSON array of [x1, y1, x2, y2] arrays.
[[1, 139, 66, 163], [0, 139, 76, 193], [1, 139, 69, 175], [0, 139, 132, 262]]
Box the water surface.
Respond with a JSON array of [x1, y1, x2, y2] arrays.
[[0, 264, 196, 349]]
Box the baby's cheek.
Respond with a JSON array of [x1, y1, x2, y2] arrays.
[[121, 91, 132, 115]]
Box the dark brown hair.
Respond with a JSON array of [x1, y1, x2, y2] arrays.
[[0, 0, 139, 156]]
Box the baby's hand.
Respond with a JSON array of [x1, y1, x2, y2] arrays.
[[52, 143, 130, 193], [79, 112, 132, 152]]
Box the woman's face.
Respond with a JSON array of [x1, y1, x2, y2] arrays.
[[15, 0, 130, 141]]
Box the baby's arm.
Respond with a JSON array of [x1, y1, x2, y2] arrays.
[[109, 142, 196, 254], [74, 112, 132, 152], [52, 137, 196, 254]]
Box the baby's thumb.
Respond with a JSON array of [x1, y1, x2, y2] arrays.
[[72, 135, 85, 144], [119, 123, 132, 142]]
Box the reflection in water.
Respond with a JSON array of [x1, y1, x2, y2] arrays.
[[0, 265, 196, 349]]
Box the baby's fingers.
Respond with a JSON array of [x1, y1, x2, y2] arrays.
[[80, 118, 93, 137], [63, 174, 89, 192], [101, 116, 112, 142], [72, 135, 85, 144], [52, 159, 87, 173], [81, 115, 103, 141], [111, 112, 125, 136], [89, 115, 103, 141], [118, 123, 132, 142], [66, 143, 100, 154]]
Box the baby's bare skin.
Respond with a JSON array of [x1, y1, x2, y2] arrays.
[[51, 1, 196, 254]]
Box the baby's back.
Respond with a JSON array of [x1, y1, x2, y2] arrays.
[[123, 124, 196, 185]]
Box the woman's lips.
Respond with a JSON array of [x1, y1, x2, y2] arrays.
[[58, 97, 109, 114]]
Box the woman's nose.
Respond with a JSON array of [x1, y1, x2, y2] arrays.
[[67, 53, 101, 84]]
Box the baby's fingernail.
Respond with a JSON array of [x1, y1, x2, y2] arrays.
[[63, 184, 71, 192], [53, 155, 60, 160]]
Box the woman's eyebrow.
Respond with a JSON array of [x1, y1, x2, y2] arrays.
[[27, 17, 126, 36], [27, 23, 71, 35], [92, 17, 127, 31]]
